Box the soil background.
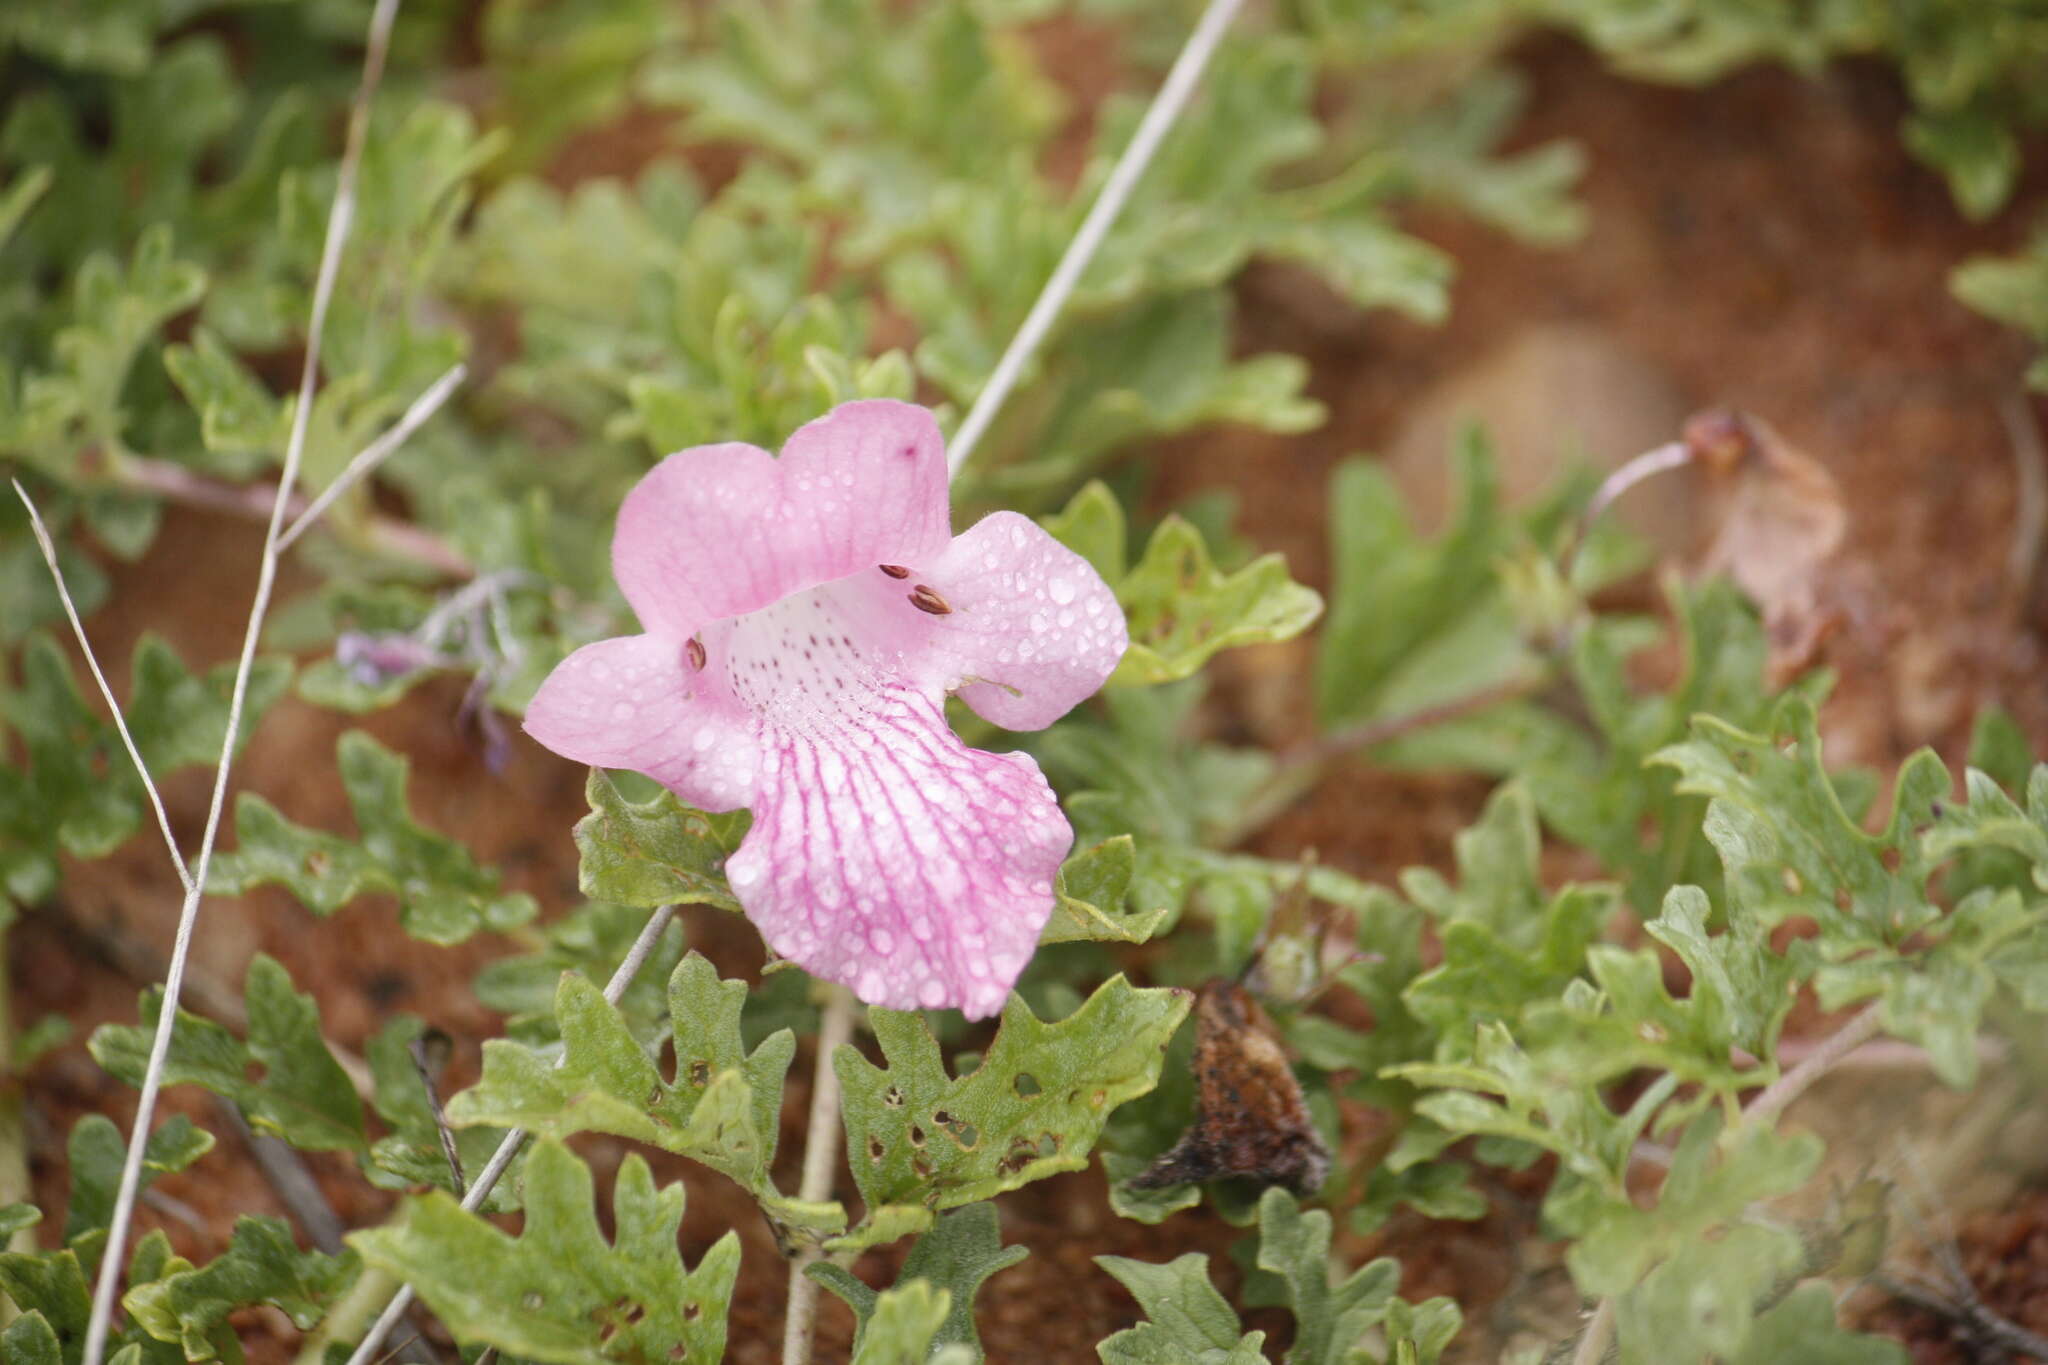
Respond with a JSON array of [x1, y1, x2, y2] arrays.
[[13, 24, 2048, 1365]]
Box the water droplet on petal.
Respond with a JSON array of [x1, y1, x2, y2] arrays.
[[1048, 577, 1076, 605], [869, 927, 896, 954]]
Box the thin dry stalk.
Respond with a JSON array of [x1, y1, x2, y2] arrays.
[[276, 361, 467, 553], [14, 482, 195, 893], [945, 0, 1246, 475], [780, 985, 858, 1365], [82, 1, 405, 1358]]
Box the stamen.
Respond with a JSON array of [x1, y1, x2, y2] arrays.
[[907, 584, 952, 615], [878, 564, 911, 578], [686, 637, 707, 671]]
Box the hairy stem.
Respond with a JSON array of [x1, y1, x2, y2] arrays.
[[1221, 674, 1547, 848], [1744, 1004, 1884, 1127], [782, 984, 858, 1365], [116, 453, 474, 579]]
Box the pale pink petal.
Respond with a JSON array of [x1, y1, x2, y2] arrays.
[[611, 401, 951, 631], [804, 512, 1126, 731], [920, 512, 1127, 730], [722, 683, 1070, 1019], [521, 634, 761, 812]]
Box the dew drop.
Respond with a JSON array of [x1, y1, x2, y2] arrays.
[[1048, 577, 1076, 605], [869, 927, 896, 954]]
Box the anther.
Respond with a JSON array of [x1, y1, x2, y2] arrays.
[[878, 564, 911, 578], [907, 584, 952, 615], [686, 637, 707, 671]]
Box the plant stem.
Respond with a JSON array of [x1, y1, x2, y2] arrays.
[[1743, 1004, 1883, 1127], [116, 453, 474, 579], [1220, 674, 1546, 848], [781, 984, 857, 1365], [1570, 1297, 1615, 1365], [944, 0, 1245, 476], [81, 2, 403, 1358]]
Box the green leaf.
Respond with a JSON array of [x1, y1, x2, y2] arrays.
[[1042, 836, 1168, 945], [124, 1216, 356, 1360], [1726, 1284, 1909, 1365], [1652, 696, 1947, 951], [208, 731, 537, 944], [851, 1280, 974, 1365], [1255, 1188, 1405, 1365], [809, 1204, 1027, 1361], [1569, 1112, 1819, 1299], [1903, 105, 2018, 221], [1039, 481, 1126, 583], [572, 768, 749, 910], [1112, 516, 1322, 688], [63, 1114, 214, 1245], [0, 633, 287, 895], [837, 976, 1190, 1224], [351, 1140, 740, 1365], [1316, 437, 1528, 730], [1613, 1222, 1805, 1365], [447, 952, 802, 1208], [0, 1311, 61, 1365], [1953, 228, 2048, 393], [1093, 1253, 1266, 1364], [89, 955, 366, 1152], [0, 165, 53, 253]]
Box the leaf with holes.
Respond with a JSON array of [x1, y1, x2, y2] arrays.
[[573, 768, 750, 910], [207, 731, 537, 944], [89, 955, 365, 1152], [351, 1140, 739, 1365], [836, 975, 1190, 1231]]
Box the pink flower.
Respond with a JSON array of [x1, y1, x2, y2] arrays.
[[524, 400, 1126, 1018]]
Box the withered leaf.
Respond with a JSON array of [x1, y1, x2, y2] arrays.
[[1686, 408, 1858, 683]]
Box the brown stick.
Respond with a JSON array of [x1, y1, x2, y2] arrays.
[[1220, 675, 1545, 848]]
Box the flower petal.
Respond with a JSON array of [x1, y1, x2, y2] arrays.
[[611, 400, 951, 632], [723, 684, 1069, 1019], [521, 634, 761, 812], [920, 511, 1128, 730]]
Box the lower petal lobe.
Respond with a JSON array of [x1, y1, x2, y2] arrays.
[[723, 684, 1070, 1018]]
